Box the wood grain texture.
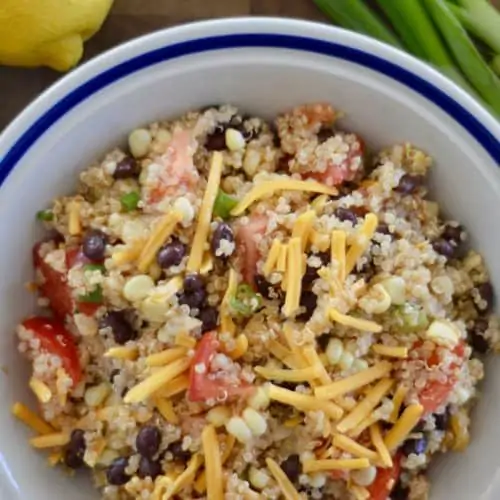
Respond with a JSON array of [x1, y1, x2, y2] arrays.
[[0, 0, 497, 130]]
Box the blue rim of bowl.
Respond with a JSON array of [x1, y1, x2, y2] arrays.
[[0, 32, 499, 187]]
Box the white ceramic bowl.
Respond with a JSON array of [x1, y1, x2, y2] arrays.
[[1, 17, 499, 500]]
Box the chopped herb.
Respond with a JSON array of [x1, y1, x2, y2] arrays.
[[83, 264, 106, 273], [36, 209, 54, 221], [230, 284, 262, 317], [213, 189, 238, 219], [79, 285, 103, 304], [120, 191, 141, 212]]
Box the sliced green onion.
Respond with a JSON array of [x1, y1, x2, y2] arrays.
[[314, 0, 402, 48], [79, 285, 103, 304], [230, 284, 262, 317], [422, 0, 500, 115], [120, 191, 141, 212], [447, 0, 500, 54], [36, 209, 54, 221], [213, 189, 238, 219], [83, 264, 106, 273]]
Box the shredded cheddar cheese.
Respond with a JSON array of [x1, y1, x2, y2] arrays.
[[68, 201, 81, 236], [155, 397, 179, 425], [231, 178, 337, 216], [283, 238, 303, 317], [303, 458, 370, 473], [351, 484, 370, 500], [292, 210, 316, 251], [12, 402, 54, 435], [329, 308, 382, 333], [384, 404, 424, 452], [389, 385, 408, 423], [138, 211, 182, 272], [332, 434, 379, 462], [112, 241, 144, 266], [265, 457, 302, 500], [268, 384, 343, 420], [30, 432, 70, 449], [345, 213, 378, 275], [163, 453, 204, 499], [200, 252, 214, 275], [315, 362, 392, 400], [220, 267, 238, 336], [331, 230, 347, 281], [372, 344, 408, 359], [255, 365, 320, 383], [104, 346, 138, 361], [267, 339, 299, 369], [156, 374, 190, 399], [124, 357, 191, 404], [174, 332, 197, 349], [370, 423, 393, 468], [29, 377, 52, 403], [336, 378, 395, 433], [302, 345, 332, 385], [201, 425, 224, 500], [349, 413, 381, 439], [187, 152, 223, 272], [48, 450, 63, 467], [277, 243, 288, 273], [263, 239, 282, 276], [146, 346, 187, 367]]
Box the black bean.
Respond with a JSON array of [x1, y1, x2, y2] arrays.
[[442, 223, 464, 246], [395, 174, 425, 194], [137, 456, 162, 479], [316, 251, 331, 266], [106, 457, 130, 486], [205, 127, 226, 151], [178, 288, 206, 309], [82, 230, 107, 261], [402, 436, 427, 456], [297, 291, 317, 321], [317, 334, 330, 351], [434, 409, 450, 431], [476, 282, 494, 312], [270, 124, 281, 148], [468, 318, 490, 353], [168, 441, 191, 462], [100, 310, 137, 345], [317, 127, 335, 143], [136, 426, 161, 458], [277, 154, 292, 172], [199, 306, 219, 332], [113, 157, 138, 179], [391, 481, 410, 500], [64, 429, 86, 469], [274, 380, 299, 391], [280, 454, 301, 484], [184, 274, 204, 293], [254, 274, 273, 299], [334, 207, 358, 225], [157, 240, 186, 269], [302, 265, 320, 287], [211, 222, 235, 258], [432, 239, 457, 259]]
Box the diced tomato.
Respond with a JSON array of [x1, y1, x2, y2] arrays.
[[34, 242, 101, 318], [22, 317, 82, 385], [367, 454, 401, 500], [235, 214, 268, 288], [415, 341, 466, 414], [187, 332, 253, 402], [305, 134, 365, 187], [34, 242, 73, 319], [146, 129, 199, 205]]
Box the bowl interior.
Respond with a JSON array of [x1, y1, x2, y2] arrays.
[[0, 20, 499, 499]]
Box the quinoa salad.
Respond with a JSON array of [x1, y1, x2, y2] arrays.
[[12, 103, 499, 500]]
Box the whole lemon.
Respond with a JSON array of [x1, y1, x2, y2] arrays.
[[0, 0, 114, 71]]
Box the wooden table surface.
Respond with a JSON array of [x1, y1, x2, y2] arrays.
[[0, 0, 326, 130]]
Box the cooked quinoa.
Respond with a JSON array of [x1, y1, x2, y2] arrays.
[[13, 103, 499, 500]]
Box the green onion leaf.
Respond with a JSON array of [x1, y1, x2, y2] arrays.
[[36, 209, 54, 222], [229, 284, 263, 317], [314, 0, 402, 48], [422, 0, 500, 116], [492, 54, 500, 78], [213, 189, 238, 219], [78, 285, 103, 304], [120, 191, 141, 212], [83, 264, 106, 273]]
